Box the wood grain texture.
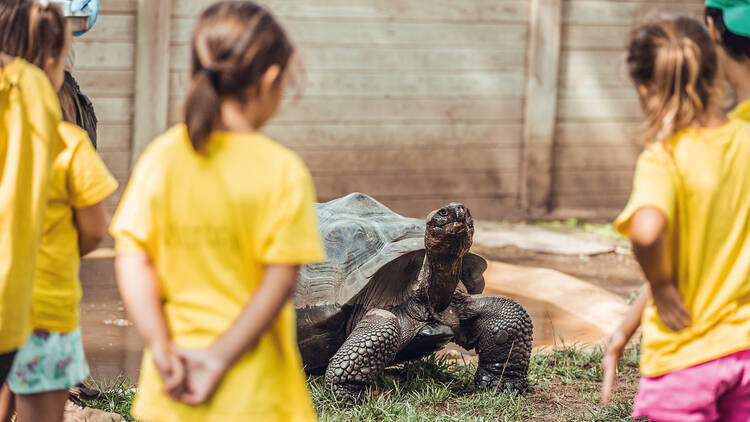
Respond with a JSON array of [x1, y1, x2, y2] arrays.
[[171, 18, 528, 48], [312, 170, 519, 198], [263, 123, 523, 149], [168, 98, 525, 124], [521, 0, 562, 214], [100, 0, 136, 13], [171, 0, 529, 22], [563, 1, 703, 25], [169, 71, 526, 99], [132, 0, 172, 165], [71, 41, 134, 69], [555, 121, 641, 145], [297, 146, 521, 173], [170, 45, 526, 72]]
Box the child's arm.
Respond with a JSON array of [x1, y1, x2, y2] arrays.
[[115, 253, 185, 398], [601, 284, 649, 405], [629, 207, 690, 331], [74, 202, 107, 256], [176, 264, 299, 406]]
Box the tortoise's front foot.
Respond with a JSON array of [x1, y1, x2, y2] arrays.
[[475, 360, 528, 393], [325, 309, 401, 405], [459, 295, 533, 394]]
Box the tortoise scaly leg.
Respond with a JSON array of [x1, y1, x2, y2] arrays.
[[455, 295, 533, 393], [325, 309, 401, 404]]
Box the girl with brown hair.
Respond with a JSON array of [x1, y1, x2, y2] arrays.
[[0, 2, 117, 421], [602, 14, 750, 421], [0, 0, 62, 389], [110, 2, 325, 421]]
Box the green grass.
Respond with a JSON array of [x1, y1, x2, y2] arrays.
[[85, 346, 642, 422]]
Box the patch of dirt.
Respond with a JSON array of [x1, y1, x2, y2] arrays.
[[473, 245, 645, 299], [525, 366, 640, 421]]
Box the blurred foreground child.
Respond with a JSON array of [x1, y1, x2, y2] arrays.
[[601, 15, 750, 421], [602, 0, 750, 408], [110, 1, 325, 421], [0, 2, 118, 422], [0, 0, 61, 388]]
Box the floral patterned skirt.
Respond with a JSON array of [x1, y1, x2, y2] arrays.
[[7, 328, 90, 394]]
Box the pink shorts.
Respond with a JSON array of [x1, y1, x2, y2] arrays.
[[633, 349, 750, 422]]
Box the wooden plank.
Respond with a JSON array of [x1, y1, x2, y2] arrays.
[[91, 97, 131, 124], [132, 0, 172, 165], [263, 122, 523, 149], [100, 0, 137, 13], [99, 151, 131, 177], [552, 193, 628, 214], [97, 124, 132, 152], [72, 70, 133, 96], [169, 71, 526, 99], [521, 0, 562, 214], [563, 1, 703, 25], [171, 0, 529, 23], [553, 145, 642, 170], [170, 45, 527, 72], [370, 195, 522, 220], [168, 98, 525, 124], [552, 169, 635, 194], [70, 41, 134, 69], [83, 14, 135, 41], [297, 146, 521, 173], [311, 170, 519, 198], [555, 121, 641, 146], [562, 25, 630, 50], [171, 19, 527, 48], [558, 50, 632, 97], [557, 97, 642, 120]]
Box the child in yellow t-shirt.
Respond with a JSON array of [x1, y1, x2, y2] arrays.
[[599, 15, 750, 421], [0, 1, 62, 383], [110, 2, 325, 421], [0, 3, 118, 422]]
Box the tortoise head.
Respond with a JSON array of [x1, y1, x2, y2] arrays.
[[425, 203, 474, 257]]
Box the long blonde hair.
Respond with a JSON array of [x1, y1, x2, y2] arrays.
[[626, 16, 721, 144]]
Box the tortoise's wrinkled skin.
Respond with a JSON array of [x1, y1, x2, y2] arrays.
[[294, 193, 533, 404]]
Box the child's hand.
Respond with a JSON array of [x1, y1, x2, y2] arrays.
[[150, 343, 186, 400], [652, 283, 690, 331], [174, 347, 229, 406], [600, 331, 626, 405]]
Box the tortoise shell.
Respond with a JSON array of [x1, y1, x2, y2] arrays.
[[294, 192, 487, 317]]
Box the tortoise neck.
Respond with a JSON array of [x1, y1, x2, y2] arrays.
[[422, 251, 462, 313]]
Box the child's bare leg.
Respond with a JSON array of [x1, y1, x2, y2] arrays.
[[0, 384, 14, 422], [15, 390, 68, 422]]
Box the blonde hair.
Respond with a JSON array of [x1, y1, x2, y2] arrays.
[[626, 15, 721, 144]]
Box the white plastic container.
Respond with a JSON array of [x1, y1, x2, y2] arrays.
[[49, 0, 90, 33]]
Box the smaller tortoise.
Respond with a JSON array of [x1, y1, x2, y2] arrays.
[[295, 193, 533, 402]]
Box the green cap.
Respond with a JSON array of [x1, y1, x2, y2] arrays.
[[706, 0, 750, 37]]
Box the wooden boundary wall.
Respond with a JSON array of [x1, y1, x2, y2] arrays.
[[78, 0, 704, 223]]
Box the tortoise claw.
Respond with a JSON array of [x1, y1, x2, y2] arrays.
[[475, 362, 528, 393]]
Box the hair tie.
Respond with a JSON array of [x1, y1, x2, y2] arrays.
[[201, 66, 220, 88]]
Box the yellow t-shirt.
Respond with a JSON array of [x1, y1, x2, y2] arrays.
[[32, 122, 117, 333], [0, 58, 61, 352], [615, 120, 750, 377], [728, 99, 750, 121], [110, 125, 325, 422]]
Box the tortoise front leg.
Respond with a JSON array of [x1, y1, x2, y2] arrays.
[[325, 309, 401, 404], [455, 295, 533, 393]]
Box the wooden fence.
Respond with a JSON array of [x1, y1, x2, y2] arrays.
[[78, 0, 705, 222]]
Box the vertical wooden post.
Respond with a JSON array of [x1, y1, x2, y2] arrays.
[[131, 0, 172, 167], [520, 0, 562, 216]]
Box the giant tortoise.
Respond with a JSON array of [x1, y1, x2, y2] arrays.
[[294, 193, 533, 402]]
